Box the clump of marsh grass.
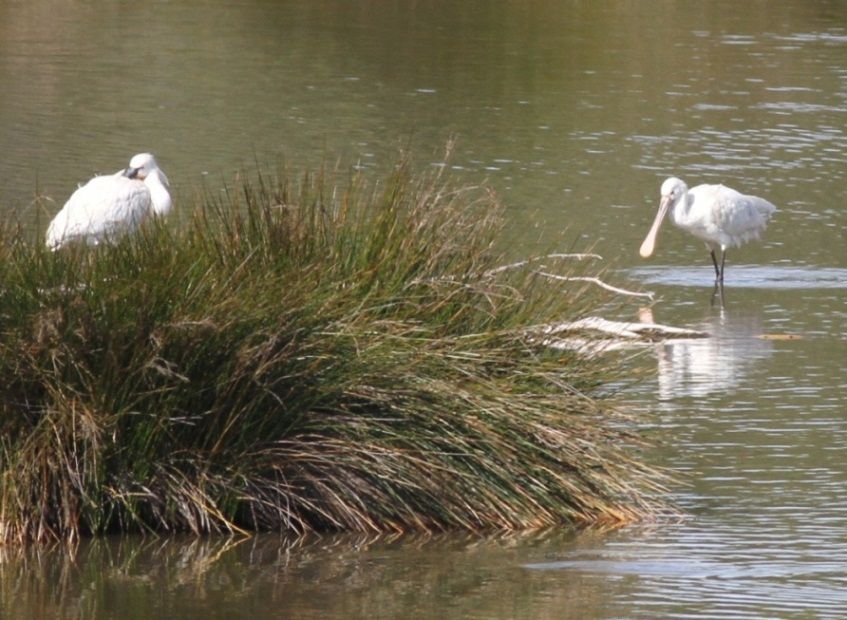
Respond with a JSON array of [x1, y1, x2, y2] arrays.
[[0, 155, 668, 544]]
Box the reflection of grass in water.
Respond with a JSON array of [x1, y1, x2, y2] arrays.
[[0, 530, 621, 618], [0, 156, 668, 544]]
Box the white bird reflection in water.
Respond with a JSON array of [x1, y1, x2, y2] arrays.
[[641, 308, 774, 402]]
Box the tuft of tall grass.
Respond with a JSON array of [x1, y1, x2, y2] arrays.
[[0, 157, 668, 544]]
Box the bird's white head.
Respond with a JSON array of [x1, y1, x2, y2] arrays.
[[639, 177, 689, 259], [124, 153, 160, 181], [660, 176, 687, 202], [124, 153, 172, 216]]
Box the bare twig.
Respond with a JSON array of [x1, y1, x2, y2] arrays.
[[535, 271, 654, 300], [483, 253, 603, 277]]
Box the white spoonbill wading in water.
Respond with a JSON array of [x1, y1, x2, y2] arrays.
[[639, 177, 776, 284], [46, 153, 172, 250]]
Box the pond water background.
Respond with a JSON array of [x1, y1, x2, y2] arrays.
[[1, 1, 846, 618]]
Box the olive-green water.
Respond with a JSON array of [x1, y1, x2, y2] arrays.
[[1, 1, 846, 617]]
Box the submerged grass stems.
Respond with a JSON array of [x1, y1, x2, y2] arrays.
[[0, 158, 667, 544]]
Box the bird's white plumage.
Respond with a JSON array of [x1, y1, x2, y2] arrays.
[[46, 153, 171, 250], [639, 176, 775, 282], [670, 181, 774, 250]]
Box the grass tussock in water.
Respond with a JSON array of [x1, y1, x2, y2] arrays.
[[0, 158, 666, 543]]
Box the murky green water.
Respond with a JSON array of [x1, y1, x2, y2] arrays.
[[2, 0, 846, 617]]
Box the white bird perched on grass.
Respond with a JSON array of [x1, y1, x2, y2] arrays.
[[639, 177, 776, 284], [46, 153, 172, 250]]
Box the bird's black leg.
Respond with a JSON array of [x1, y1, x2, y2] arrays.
[[710, 249, 721, 282], [709, 248, 727, 308]]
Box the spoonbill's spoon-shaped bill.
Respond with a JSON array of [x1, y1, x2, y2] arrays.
[[639, 195, 669, 259]]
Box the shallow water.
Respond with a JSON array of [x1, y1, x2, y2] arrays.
[[2, 0, 846, 618], [630, 265, 847, 290]]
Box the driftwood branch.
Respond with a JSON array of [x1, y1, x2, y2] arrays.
[[539, 317, 709, 340], [483, 253, 705, 351], [535, 317, 709, 352]]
